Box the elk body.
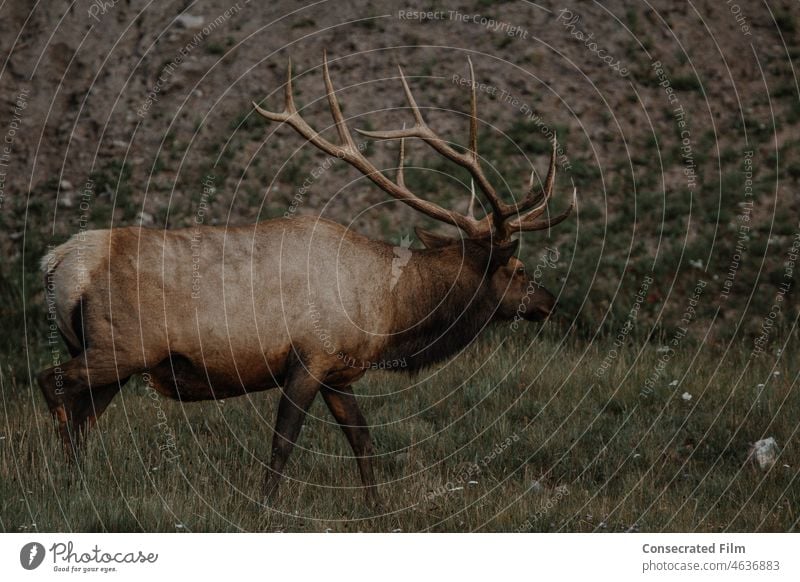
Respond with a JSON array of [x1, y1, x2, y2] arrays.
[[38, 54, 574, 506]]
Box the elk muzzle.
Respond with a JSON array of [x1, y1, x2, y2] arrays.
[[522, 285, 557, 322]]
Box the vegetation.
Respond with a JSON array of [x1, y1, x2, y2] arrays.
[[1, 315, 797, 532], [2, 0, 799, 533]]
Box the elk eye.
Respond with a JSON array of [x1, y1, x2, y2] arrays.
[[515, 267, 525, 276]]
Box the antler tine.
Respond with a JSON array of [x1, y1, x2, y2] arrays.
[[505, 136, 558, 217], [354, 65, 429, 141], [322, 50, 356, 149], [397, 123, 406, 188], [251, 59, 297, 122], [543, 136, 558, 200], [468, 179, 477, 219], [284, 58, 296, 115], [520, 169, 545, 210], [467, 57, 478, 161], [397, 64, 427, 128], [507, 185, 577, 232], [520, 140, 559, 221], [355, 60, 507, 230]]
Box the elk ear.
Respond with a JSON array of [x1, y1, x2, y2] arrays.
[[489, 239, 519, 270], [415, 227, 456, 249]]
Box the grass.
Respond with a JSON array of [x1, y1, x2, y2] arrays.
[[1, 325, 797, 533]]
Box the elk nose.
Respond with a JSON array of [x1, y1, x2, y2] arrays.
[[530, 290, 557, 321], [539, 302, 556, 320]]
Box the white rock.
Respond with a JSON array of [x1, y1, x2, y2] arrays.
[[136, 211, 155, 225], [749, 437, 779, 470], [176, 14, 204, 29], [681, 392, 692, 401], [59, 179, 73, 191]]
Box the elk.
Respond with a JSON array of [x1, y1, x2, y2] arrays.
[[37, 53, 574, 507]]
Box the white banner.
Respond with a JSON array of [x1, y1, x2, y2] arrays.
[[1, 533, 798, 581]]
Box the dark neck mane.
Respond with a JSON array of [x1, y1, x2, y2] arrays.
[[380, 245, 497, 372]]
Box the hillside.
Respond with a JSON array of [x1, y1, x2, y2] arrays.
[[2, 0, 800, 342]]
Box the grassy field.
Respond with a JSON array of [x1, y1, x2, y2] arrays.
[[1, 325, 797, 533], [2, 0, 800, 537]]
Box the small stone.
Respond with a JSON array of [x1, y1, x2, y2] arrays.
[[176, 14, 204, 29], [59, 179, 73, 191], [136, 211, 155, 225], [681, 392, 692, 401], [749, 437, 779, 470]]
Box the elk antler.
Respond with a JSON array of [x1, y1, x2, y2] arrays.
[[253, 53, 575, 241], [503, 137, 576, 232], [252, 52, 487, 236]]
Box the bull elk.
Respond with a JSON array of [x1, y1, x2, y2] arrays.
[[38, 53, 574, 507]]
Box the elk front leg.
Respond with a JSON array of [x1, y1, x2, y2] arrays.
[[263, 366, 321, 505], [321, 385, 381, 508]]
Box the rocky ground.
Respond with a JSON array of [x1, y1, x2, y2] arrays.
[[1, 0, 799, 337]]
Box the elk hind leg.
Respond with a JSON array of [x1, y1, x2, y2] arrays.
[[263, 365, 322, 505], [321, 385, 380, 508]]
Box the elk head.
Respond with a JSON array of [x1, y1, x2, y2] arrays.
[[252, 52, 575, 323]]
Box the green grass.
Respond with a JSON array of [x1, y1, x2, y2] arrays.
[[1, 326, 797, 533]]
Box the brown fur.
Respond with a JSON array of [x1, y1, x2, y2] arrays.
[[38, 215, 556, 505]]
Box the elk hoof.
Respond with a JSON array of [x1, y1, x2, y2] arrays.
[[365, 489, 383, 512]]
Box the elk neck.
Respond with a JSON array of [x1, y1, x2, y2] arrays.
[[380, 241, 499, 372]]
